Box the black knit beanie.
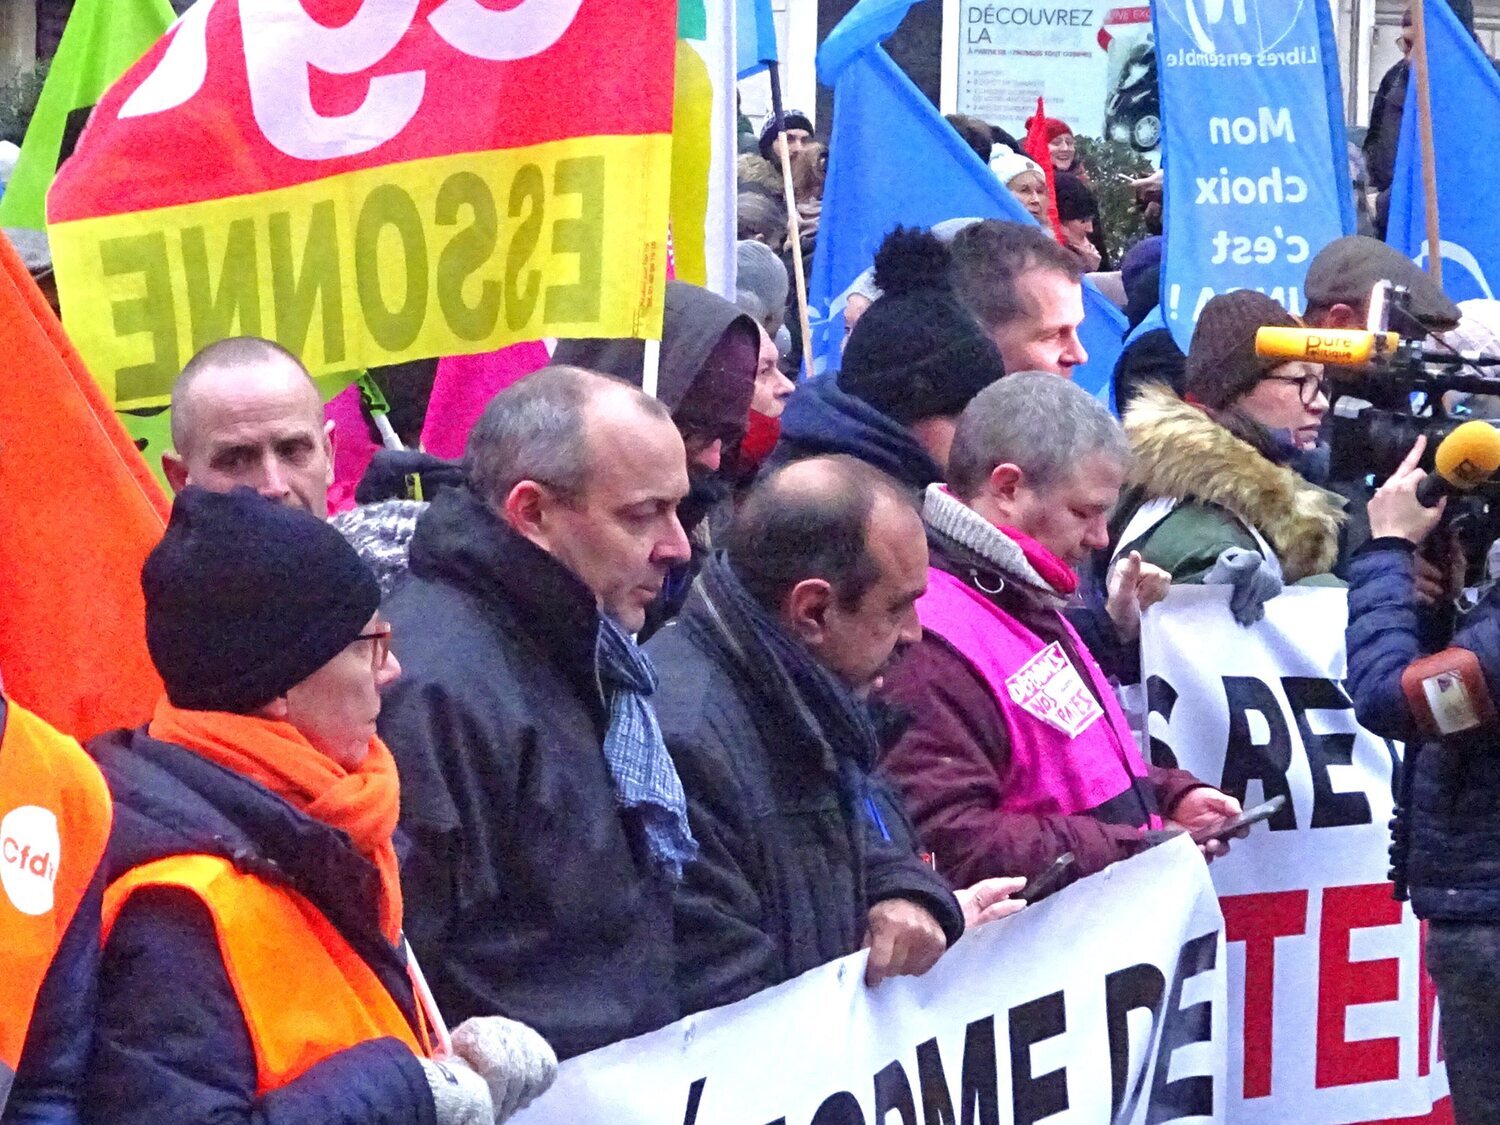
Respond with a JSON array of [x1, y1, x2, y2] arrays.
[[839, 227, 1007, 426], [759, 111, 814, 161], [1185, 290, 1301, 410], [143, 487, 381, 713]]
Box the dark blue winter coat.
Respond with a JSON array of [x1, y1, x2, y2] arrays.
[[1345, 538, 1500, 921], [83, 728, 436, 1125], [770, 374, 944, 491]]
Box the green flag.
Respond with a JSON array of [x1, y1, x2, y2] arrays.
[[0, 0, 173, 230]]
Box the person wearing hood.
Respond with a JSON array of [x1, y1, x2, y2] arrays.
[[773, 227, 1007, 492], [879, 375, 1235, 892], [553, 281, 758, 634], [85, 487, 556, 1125], [1111, 291, 1346, 627]]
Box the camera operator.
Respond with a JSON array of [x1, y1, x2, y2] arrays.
[[1303, 238, 1462, 594], [1345, 434, 1500, 1123]]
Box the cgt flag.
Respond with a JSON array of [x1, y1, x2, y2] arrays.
[[47, 0, 677, 409], [810, 0, 1126, 404], [1387, 0, 1500, 302]]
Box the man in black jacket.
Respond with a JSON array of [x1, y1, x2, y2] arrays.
[[378, 366, 697, 1059], [647, 456, 966, 1016]]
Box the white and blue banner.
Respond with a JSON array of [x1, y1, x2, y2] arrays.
[[515, 840, 1226, 1125], [1154, 0, 1353, 349], [1388, 0, 1500, 302]]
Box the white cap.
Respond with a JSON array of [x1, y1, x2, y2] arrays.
[[989, 148, 1044, 187]]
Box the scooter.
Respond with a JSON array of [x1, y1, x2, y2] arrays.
[[1105, 40, 1161, 154]]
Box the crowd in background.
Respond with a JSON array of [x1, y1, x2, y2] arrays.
[[15, 39, 1500, 1125]]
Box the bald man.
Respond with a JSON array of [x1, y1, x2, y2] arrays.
[[162, 337, 334, 517], [646, 456, 965, 1017]]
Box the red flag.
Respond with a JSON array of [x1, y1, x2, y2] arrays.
[[0, 232, 167, 738], [1024, 97, 1064, 240]]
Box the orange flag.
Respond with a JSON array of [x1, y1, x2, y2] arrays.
[[1023, 97, 1064, 241], [0, 232, 167, 739]]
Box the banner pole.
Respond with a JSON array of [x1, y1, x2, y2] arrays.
[[769, 63, 816, 379], [1410, 0, 1443, 287]]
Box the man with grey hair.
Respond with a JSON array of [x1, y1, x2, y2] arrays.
[[162, 336, 334, 517], [377, 365, 696, 1059], [879, 373, 1240, 894]]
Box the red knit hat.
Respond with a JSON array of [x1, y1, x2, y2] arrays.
[[1025, 114, 1073, 142]]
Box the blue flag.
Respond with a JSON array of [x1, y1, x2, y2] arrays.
[[1388, 0, 1500, 301], [1153, 0, 1353, 350], [810, 0, 1125, 405], [736, 0, 778, 79]]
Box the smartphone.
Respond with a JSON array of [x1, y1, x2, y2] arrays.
[[1188, 795, 1287, 845], [1019, 851, 1076, 902]]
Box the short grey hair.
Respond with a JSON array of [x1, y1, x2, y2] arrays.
[[947, 372, 1130, 499], [465, 364, 671, 504]]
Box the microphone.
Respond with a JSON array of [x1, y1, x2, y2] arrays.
[[1416, 420, 1500, 507], [1255, 327, 1401, 366]]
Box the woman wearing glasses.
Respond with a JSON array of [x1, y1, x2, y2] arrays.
[[84, 487, 554, 1125], [1109, 290, 1346, 622]]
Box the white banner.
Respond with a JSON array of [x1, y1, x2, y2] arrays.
[[945, 0, 1160, 158], [1141, 586, 1451, 1124], [515, 839, 1226, 1124]]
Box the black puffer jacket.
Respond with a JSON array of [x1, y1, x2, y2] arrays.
[[646, 584, 963, 1017], [377, 486, 677, 1059], [84, 728, 434, 1125]]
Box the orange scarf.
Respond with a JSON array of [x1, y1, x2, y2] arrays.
[[149, 697, 404, 944]]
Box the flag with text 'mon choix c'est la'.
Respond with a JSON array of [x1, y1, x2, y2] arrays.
[[47, 0, 678, 409]]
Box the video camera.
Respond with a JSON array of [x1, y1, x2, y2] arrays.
[[1256, 282, 1500, 572]]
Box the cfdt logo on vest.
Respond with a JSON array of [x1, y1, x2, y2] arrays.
[[1159, 0, 1303, 53], [1, 805, 60, 915]]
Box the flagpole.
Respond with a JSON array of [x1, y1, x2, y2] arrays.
[[768, 63, 817, 379], [1410, 0, 1443, 287]]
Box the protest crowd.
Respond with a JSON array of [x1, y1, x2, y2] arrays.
[[7, 0, 1500, 1122]]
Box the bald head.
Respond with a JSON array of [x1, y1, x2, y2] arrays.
[[727, 455, 919, 614], [727, 455, 926, 690], [163, 337, 333, 517]]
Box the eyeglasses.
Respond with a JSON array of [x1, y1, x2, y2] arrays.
[[355, 625, 392, 670], [1262, 371, 1330, 406]]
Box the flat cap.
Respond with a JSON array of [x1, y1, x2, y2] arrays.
[[1305, 236, 1460, 333]]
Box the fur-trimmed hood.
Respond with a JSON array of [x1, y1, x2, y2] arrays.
[[1122, 383, 1344, 582]]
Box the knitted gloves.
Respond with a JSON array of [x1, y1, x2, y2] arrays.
[[451, 1016, 559, 1122], [420, 1056, 494, 1125]]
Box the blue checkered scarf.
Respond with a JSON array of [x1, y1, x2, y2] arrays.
[[595, 616, 697, 881]]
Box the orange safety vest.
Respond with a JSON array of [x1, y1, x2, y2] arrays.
[[0, 701, 112, 1097], [102, 854, 432, 1095]]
